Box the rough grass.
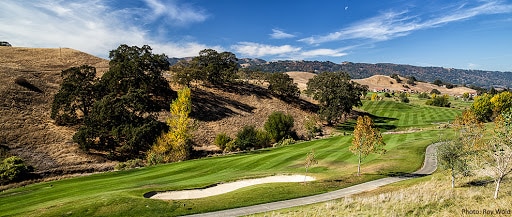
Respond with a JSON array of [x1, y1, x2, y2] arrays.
[[254, 173, 512, 217], [0, 129, 439, 217]]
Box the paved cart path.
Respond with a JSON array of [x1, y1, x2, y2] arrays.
[[184, 142, 440, 217]]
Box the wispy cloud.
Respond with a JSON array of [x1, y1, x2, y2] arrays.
[[270, 29, 296, 39], [299, 0, 512, 44], [231, 42, 301, 57], [144, 0, 208, 26], [300, 48, 347, 57], [0, 0, 211, 58]]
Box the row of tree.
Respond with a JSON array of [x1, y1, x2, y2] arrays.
[[471, 91, 512, 122], [437, 109, 512, 199]]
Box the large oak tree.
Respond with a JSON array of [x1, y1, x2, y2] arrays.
[[305, 71, 367, 125]]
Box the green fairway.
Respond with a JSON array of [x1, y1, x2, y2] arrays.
[[0, 130, 440, 217], [0, 100, 461, 216], [338, 99, 463, 132]]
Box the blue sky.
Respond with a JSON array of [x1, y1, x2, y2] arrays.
[[1, 0, 512, 71]]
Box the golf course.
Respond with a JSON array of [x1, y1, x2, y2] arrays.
[[0, 97, 463, 216]]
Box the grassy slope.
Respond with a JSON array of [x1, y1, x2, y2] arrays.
[[0, 98, 457, 216], [256, 174, 512, 217], [0, 130, 439, 217]]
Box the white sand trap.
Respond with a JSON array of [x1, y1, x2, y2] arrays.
[[149, 175, 316, 200]]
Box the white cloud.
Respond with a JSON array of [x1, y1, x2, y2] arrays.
[[299, 0, 512, 44], [270, 29, 296, 39], [144, 0, 208, 26], [300, 48, 347, 57], [0, 0, 212, 58], [231, 42, 301, 57]]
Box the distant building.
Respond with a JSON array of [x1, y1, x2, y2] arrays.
[[0, 41, 12, 46]]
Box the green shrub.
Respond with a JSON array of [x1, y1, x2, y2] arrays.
[[418, 92, 430, 99], [234, 125, 259, 151], [0, 156, 33, 184], [114, 159, 145, 170], [399, 93, 409, 103], [224, 140, 237, 152], [274, 137, 296, 147], [426, 94, 451, 107], [214, 133, 232, 151], [384, 92, 391, 98], [256, 130, 272, 149], [430, 89, 441, 95], [264, 111, 295, 143]]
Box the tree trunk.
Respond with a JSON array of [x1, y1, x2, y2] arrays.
[[357, 150, 361, 176], [451, 168, 455, 188], [494, 177, 502, 199], [304, 167, 309, 184]]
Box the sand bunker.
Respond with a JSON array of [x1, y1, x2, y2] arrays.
[[148, 175, 316, 200]]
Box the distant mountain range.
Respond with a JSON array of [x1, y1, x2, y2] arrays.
[[168, 57, 512, 88]]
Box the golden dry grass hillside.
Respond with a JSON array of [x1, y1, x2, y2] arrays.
[[187, 83, 318, 151], [286, 71, 477, 96], [0, 47, 319, 178], [0, 47, 112, 176]]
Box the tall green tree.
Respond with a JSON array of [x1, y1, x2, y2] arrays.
[[305, 72, 367, 125], [350, 116, 385, 176], [73, 45, 175, 160], [266, 73, 300, 99], [264, 111, 295, 143], [51, 65, 97, 125], [147, 87, 193, 164], [194, 49, 239, 85]]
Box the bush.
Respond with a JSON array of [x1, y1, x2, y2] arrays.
[[418, 92, 430, 99], [264, 111, 295, 143], [0, 156, 33, 184], [256, 130, 272, 149], [426, 94, 451, 107], [115, 159, 145, 170], [384, 92, 391, 98], [430, 89, 441, 95], [234, 125, 259, 151], [274, 138, 296, 147], [214, 133, 232, 151], [390, 74, 401, 83], [304, 116, 322, 140]]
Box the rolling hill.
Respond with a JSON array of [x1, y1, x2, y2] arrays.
[[0, 47, 318, 180], [240, 59, 512, 88]]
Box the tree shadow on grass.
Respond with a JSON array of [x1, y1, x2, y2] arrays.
[[336, 112, 398, 132], [190, 88, 256, 122]]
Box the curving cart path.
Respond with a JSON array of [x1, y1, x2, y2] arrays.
[[184, 142, 440, 217]]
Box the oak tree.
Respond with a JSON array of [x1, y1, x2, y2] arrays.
[[73, 45, 175, 160], [51, 65, 97, 125], [306, 72, 367, 125]]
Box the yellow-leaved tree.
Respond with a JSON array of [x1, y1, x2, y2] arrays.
[[350, 116, 386, 176], [147, 87, 193, 164]]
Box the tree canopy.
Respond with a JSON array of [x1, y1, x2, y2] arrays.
[[172, 49, 239, 86], [51, 65, 97, 125], [305, 71, 367, 125], [350, 115, 385, 176], [266, 73, 300, 99], [68, 44, 175, 160]]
